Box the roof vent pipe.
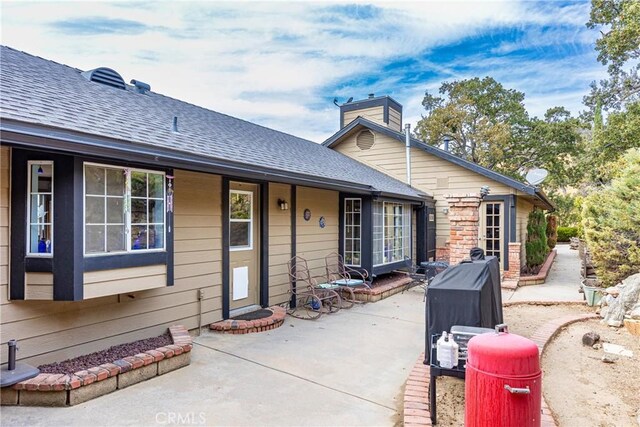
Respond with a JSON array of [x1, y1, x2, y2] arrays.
[[443, 135, 450, 152], [405, 123, 411, 186], [368, 93, 375, 99], [172, 116, 179, 133]]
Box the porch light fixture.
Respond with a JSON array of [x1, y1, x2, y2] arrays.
[[277, 199, 289, 211], [480, 185, 491, 200]]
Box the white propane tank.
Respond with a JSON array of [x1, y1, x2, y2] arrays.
[[449, 333, 460, 368], [437, 331, 454, 368]]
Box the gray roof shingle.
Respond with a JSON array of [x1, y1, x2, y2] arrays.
[[0, 46, 426, 200]]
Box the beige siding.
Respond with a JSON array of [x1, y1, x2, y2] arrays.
[[516, 198, 534, 267], [83, 265, 166, 299], [333, 133, 527, 248], [268, 183, 292, 306], [296, 187, 338, 279], [25, 272, 53, 300], [0, 147, 8, 305], [0, 168, 223, 367], [388, 107, 402, 132], [343, 106, 385, 128]]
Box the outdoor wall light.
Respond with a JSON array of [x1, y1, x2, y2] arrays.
[[480, 185, 491, 199], [442, 207, 449, 214], [277, 199, 289, 210]]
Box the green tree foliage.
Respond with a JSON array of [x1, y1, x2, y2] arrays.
[[582, 148, 640, 286], [415, 77, 585, 190], [546, 215, 558, 250], [585, 0, 640, 110], [557, 227, 579, 242], [583, 0, 640, 179], [548, 192, 583, 228], [526, 208, 549, 269]]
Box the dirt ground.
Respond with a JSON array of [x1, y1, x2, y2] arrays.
[[427, 303, 640, 426]]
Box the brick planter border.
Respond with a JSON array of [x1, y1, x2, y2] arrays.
[[2, 325, 193, 407], [518, 249, 557, 286], [210, 306, 286, 334], [402, 308, 599, 426], [352, 275, 413, 302]]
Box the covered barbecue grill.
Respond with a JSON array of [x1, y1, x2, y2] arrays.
[[425, 256, 503, 363]]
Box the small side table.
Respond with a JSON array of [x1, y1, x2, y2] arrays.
[[429, 335, 466, 425]]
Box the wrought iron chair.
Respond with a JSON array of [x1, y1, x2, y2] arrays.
[[287, 255, 342, 319], [324, 252, 373, 304], [403, 257, 449, 301]]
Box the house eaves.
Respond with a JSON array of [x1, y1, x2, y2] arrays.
[[1, 118, 429, 202], [322, 117, 555, 210]]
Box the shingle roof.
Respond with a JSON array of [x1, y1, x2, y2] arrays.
[[322, 117, 554, 210], [0, 46, 426, 200]]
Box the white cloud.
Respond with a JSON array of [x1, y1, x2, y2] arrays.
[[0, 1, 603, 141]]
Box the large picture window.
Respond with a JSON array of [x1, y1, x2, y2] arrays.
[[229, 190, 253, 250], [84, 163, 165, 255], [344, 198, 361, 266], [373, 201, 411, 265], [27, 161, 53, 256]]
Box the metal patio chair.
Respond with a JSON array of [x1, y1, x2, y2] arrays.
[[324, 252, 372, 305], [287, 256, 342, 320], [403, 257, 449, 301]]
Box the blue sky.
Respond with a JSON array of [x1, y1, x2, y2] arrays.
[[1, 1, 605, 142]]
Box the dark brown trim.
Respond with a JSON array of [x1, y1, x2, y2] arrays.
[[289, 185, 297, 308], [260, 182, 269, 307], [222, 177, 230, 319]]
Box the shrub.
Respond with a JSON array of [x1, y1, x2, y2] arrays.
[[557, 227, 578, 242], [526, 208, 549, 268], [546, 215, 558, 249], [582, 149, 640, 287]]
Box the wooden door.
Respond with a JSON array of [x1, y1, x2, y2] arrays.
[[479, 201, 504, 261], [229, 182, 260, 311]]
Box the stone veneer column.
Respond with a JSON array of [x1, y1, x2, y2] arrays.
[[445, 194, 481, 265], [504, 242, 522, 281]]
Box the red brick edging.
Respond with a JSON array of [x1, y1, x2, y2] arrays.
[[403, 311, 599, 426], [210, 306, 286, 334], [2, 325, 193, 406], [519, 249, 557, 286], [352, 275, 413, 302]]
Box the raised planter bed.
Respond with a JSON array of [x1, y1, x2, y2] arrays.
[[519, 249, 556, 286], [1, 325, 193, 407], [352, 273, 413, 302]]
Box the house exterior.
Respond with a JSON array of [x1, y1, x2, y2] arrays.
[[0, 47, 433, 367], [322, 95, 554, 277]]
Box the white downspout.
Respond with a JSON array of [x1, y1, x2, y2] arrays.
[[405, 123, 411, 185]]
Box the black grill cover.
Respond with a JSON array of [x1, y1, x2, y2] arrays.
[[425, 257, 503, 362]]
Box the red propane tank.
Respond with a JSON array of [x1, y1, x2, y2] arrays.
[[465, 325, 541, 427]]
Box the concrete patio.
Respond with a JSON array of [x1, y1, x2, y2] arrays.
[[1, 286, 427, 426], [1, 245, 584, 427]]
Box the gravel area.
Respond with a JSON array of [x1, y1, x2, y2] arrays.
[[38, 332, 172, 375]]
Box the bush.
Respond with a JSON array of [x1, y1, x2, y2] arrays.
[[582, 149, 640, 287], [546, 215, 558, 249], [557, 227, 578, 242], [526, 208, 549, 268]]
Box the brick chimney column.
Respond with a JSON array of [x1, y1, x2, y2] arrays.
[[445, 194, 481, 265]]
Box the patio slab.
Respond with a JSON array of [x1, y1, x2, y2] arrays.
[[0, 287, 428, 427]]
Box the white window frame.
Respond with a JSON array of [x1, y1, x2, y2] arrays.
[[83, 162, 166, 256], [344, 198, 361, 267], [229, 190, 253, 251], [26, 161, 54, 257], [374, 201, 412, 266]]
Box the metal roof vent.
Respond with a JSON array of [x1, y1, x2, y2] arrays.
[[356, 129, 375, 150], [81, 67, 126, 90], [130, 79, 151, 94]]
